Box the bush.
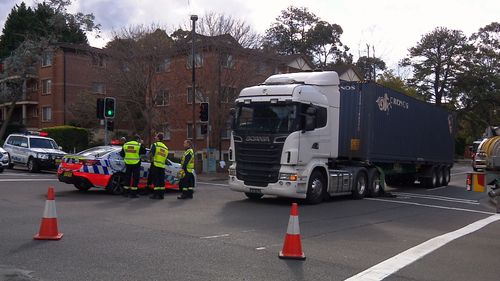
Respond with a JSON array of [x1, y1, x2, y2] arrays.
[[41, 125, 89, 153]]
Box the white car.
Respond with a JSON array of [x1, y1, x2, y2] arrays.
[[0, 147, 9, 172], [3, 132, 66, 172]]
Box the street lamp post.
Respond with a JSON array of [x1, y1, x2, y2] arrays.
[[191, 14, 198, 150]]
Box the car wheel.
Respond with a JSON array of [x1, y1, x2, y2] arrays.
[[107, 173, 125, 195], [244, 192, 263, 200], [27, 158, 39, 173], [74, 181, 91, 191]]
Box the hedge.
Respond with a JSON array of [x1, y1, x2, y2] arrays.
[[41, 125, 89, 153]]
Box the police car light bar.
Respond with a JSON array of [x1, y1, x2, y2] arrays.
[[27, 131, 49, 137]]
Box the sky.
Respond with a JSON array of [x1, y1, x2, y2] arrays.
[[1, 0, 499, 69]]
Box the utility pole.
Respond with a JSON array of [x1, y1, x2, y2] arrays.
[[191, 14, 198, 150]]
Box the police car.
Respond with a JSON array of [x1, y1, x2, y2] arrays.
[[0, 147, 9, 173], [57, 145, 185, 194], [3, 132, 66, 172]]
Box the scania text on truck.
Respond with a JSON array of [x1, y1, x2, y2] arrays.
[[228, 71, 455, 204]]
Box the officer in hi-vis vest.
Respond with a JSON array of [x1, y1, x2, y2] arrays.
[[178, 139, 195, 199], [149, 133, 169, 199], [120, 134, 146, 198]]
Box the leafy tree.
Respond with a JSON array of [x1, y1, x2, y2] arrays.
[[264, 6, 350, 67], [0, 2, 35, 58], [356, 56, 386, 81], [377, 70, 421, 100], [400, 27, 470, 106]]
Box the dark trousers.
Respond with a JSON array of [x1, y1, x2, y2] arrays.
[[150, 165, 165, 188], [125, 163, 141, 190], [179, 172, 195, 191]]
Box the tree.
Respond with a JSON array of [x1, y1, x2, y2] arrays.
[[356, 56, 386, 81], [377, 70, 421, 100], [103, 25, 174, 145], [263, 6, 350, 67], [401, 27, 470, 106], [0, 0, 100, 141]]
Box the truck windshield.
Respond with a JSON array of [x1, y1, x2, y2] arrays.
[[30, 138, 58, 149], [235, 103, 299, 133]]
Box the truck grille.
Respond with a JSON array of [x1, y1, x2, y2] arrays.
[[235, 141, 283, 187]]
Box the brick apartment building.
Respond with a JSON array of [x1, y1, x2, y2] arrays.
[[0, 34, 315, 168]]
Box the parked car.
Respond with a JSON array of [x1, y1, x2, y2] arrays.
[[0, 147, 9, 172], [57, 145, 187, 194], [472, 139, 487, 171], [3, 132, 66, 172]]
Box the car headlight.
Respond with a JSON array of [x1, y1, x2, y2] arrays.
[[37, 153, 49, 159], [279, 173, 298, 181], [228, 167, 236, 176]]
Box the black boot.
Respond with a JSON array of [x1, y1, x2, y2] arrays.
[[129, 189, 139, 198], [158, 190, 164, 200], [122, 188, 130, 197], [187, 189, 193, 199], [149, 190, 159, 199], [177, 190, 189, 199]]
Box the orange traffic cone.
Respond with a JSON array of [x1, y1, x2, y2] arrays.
[[279, 203, 305, 260], [34, 187, 63, 240]]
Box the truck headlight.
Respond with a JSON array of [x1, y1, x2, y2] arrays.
[[279, 173, 298, 181], [228, 167, 236, 176], [37, 153, 49, 159]]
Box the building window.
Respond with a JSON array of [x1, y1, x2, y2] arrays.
[[156, 57, 171, 72], [187, 87, 204, 104], [187, 123, 204, 140], [92, 82, 106, 94], [221, 86, 236, 103], [92, 55, 105, 68], [222, 53, 235, 69], [42, 79, 52, 95], [155, 89, 169, 106], [186, 53, 203, 69], [32, 107, 38, 117], [41, 52, 53, 67], [42, 106, 52, 122], [257, 62, 267, 75]]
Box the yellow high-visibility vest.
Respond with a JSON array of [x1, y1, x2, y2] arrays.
[[123, 141, 140, 165], [153, 142, 168, 168], [181, 148, 194, 173]]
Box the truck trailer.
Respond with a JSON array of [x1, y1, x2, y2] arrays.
[[228, 71, 455, 204]]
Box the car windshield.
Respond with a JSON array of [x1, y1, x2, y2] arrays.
[[76, 146, 120, 157], [30, 138, 58, 149], [234, 102, 299, 133]]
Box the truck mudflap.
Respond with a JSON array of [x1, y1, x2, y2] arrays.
[[228, 177, 307, 199], [466, 172, 500, 213]]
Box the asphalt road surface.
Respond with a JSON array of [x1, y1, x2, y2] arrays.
[[0, 163, 499, 281]]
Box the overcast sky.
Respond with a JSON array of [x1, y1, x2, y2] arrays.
[[1, 0, 499, 69]]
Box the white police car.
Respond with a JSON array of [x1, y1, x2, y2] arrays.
[[3, 132, 66, 172], [0, 147, 9, 173]]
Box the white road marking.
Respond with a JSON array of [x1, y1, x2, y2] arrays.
[[200, 234, 230, 239], [393, 192, 479, 204], [344, 214, 500, 281], [197, 181, 229, 187], [256, 247, 266, 250], [0, 179, 58, 182], [367, 198, 494, 215]]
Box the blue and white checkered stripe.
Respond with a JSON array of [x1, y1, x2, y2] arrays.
[[80, 160, 112, 175]]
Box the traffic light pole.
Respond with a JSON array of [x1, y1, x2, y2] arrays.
[[104, 117, 108, 146], [191, 15, 198, 151]]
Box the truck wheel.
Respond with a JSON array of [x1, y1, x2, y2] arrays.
[[74, 181, 91, 191], [107, 173, 125, 195], [27, 158, 39, 173], [306, 170, 326, 204], [423, 167, 439, 188], [352, 170, 368, 199], [442, 167, 451, 186], [244, 192, 264, 200], [367, 169, 381, 197]]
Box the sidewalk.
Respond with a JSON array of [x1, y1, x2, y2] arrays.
[[197, 172, 228, 182]]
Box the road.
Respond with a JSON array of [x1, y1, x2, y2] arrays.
[[0, 163, 499, 281]]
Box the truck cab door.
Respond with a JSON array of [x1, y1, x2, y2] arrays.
[[298, 105, 331, 164]]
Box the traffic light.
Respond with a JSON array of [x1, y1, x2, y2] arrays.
[[106, 119, 114, 131], [104, 97, 116, 118], [200, 123, 208, 135], [199, 102, 209, 122], [96, 98, 104, 119]]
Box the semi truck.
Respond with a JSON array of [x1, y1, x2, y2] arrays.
[[228, 71, 455, 204]]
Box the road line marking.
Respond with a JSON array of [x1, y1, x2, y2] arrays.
[[393, 192, 479, 204], [366, 198, 494, 215], [344, 214, 500, 281], [451, 172, 470, 176], [0, 179, 58, 182], [200, 234, 230, 239], [256, 247, 266, 250]]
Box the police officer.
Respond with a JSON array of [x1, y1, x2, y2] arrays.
[[120, 134, 146, 198], [178, 139, 195, 199], [149, 133, 169, 200]]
